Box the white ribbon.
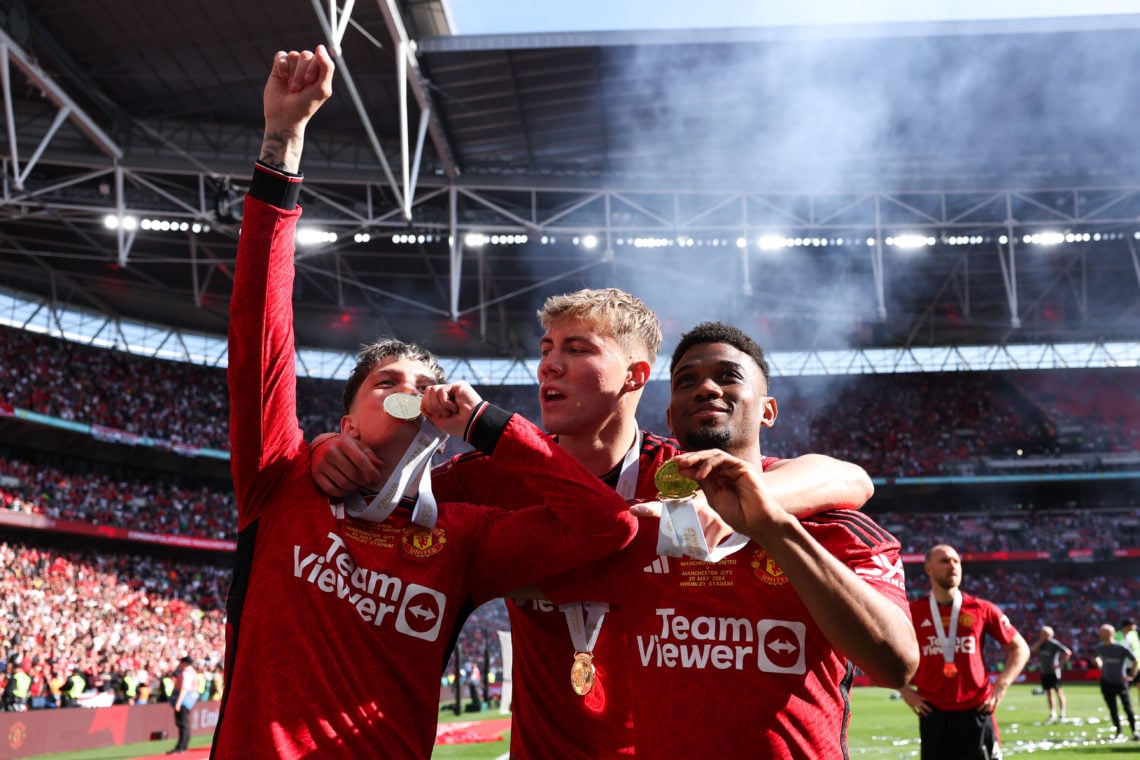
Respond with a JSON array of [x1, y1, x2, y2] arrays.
[[343, 418, 448, 528], [929, 592, 962, 666], [559, 601, 609, 654], [612, 428, 643, 501], [555, 429, 641, 660], [656, 495, 751, 562]]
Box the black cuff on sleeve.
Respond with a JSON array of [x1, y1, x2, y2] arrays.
[[466, 403, 512, 456], [249, 161, 304, 210]]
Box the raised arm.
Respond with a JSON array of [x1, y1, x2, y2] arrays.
[[228, 46, 335, 527], [260, 46, 335, 172], [669, 448, 918, 687]]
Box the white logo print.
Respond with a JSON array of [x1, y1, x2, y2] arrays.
[[293, 532, 447, 642], [855, 554, 906, 589], [643, 556, 670, 574], [756, 620, 807, 675], [396, 584, 446, 641], [636, 610, 807, 675]]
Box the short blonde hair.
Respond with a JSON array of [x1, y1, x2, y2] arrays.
[[538, 288, 662, 364]]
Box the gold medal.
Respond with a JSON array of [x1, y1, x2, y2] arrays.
[[383, 392, 422, 420], [570, 651, 596, 696], [942, 662, 958, 678], [655, 459, 698, 499]]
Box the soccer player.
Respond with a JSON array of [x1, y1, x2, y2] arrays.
[[532, 322, 917, 756], [215, 45, 639, 758], [313, 303, 879, 756], [1094, 623, 1140, 740], [1029, 624, 1071, 722], [900, 544, 1030, 760]]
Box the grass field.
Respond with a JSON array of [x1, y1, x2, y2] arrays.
[[19, 682, 1139, 759]]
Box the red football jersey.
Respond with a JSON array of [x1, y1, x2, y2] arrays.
[[908, 591, 1019, 711], [433, 431, 680, 758], [542, 507, 909, 759], [215, 194, 635, 759]]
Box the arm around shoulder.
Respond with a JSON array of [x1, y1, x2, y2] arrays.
[[761, 453, 873, 517]]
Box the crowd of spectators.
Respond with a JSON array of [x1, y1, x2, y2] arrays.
[[0, 326, 232, 450], [0, 451, 235, 540], [0, 540, 226, 710], [2, 325, 1138, 479], [0, 538, 510, 711]]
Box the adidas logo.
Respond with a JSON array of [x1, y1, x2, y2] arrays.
[[921, 618, 933, 627], [643, 556, 669, 574]]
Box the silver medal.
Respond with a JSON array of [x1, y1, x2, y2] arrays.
[[383, 392, 423, 420]]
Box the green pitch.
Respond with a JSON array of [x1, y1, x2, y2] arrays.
[[15, 683, 1137, 759], [434, 683, 1138, 760]]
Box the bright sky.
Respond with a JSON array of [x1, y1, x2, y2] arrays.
[[446, 0, 1140, 35]]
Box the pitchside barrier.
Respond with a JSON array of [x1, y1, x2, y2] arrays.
[[0, 701, 219, 759]]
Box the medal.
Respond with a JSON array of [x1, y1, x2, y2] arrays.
[[929, 593, 963, 682], [654, 459, 698, 499], [570, 651, 596, 696], [383, 392, 422, 420], [654, 459, 751, 561]]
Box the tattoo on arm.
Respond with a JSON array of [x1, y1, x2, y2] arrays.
[[259, 130, 300, 172]]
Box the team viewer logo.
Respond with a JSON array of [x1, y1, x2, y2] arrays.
[[757, 620, 807, 674], [751, 548, 790, 586], [396, 583, 447, 641], [402, 526, 447, 558]]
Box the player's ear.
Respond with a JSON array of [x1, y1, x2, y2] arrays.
[[626, 360, 651, 391], [759, 396, 778, 428], [340, 414, 358, 436]]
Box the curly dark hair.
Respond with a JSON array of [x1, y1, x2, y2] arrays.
[[669, 321, 770, 388]]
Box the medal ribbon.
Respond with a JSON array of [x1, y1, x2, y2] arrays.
[[612, 427, 642, 500], [559, 601, 608, 655], [656, 497, 751, 562], [556, 429, 641, 666], [343, 418, 449, 528], [929, 592, 962, 668]]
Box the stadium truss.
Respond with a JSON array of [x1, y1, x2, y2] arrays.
[[2, 2, 1140, 366]]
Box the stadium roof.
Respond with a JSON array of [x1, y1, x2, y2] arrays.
[[1, 1, 1139, 363]]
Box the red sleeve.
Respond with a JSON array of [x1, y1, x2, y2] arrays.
[[981, 598, 1019, 647], [432, 449, 535, 508], [462, 414, 638, 603], [802, 511, 909, 610], [227, 196, 306, 530]]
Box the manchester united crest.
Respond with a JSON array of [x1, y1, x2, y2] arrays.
[[751, 548, 791, 586], [401, 526, 447, 558]]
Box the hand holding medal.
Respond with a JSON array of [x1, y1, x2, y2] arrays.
[[654, 457, 752, 562], [655, 458, 699, 500], [345, 390, 447, 528]]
